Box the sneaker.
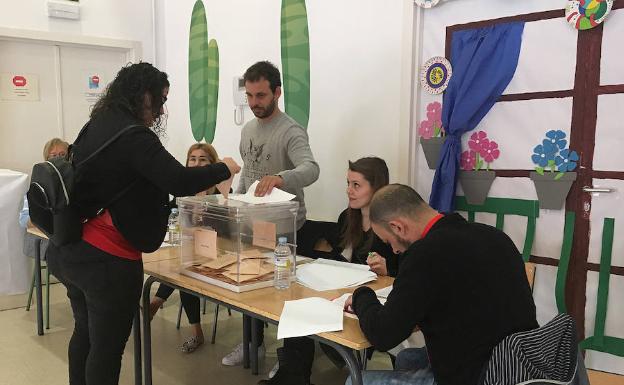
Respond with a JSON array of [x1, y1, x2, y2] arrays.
[[268, 362, 279, 379], [180, 335, 204, 353], [222, 342, 266, 366]]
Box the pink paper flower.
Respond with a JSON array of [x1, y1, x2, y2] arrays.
[[480, 139, 500, 163], [461, 150, 477, 171], [469, 131, 488, 152], [419, 119, 434, 139], [426, 102, 442, 129]]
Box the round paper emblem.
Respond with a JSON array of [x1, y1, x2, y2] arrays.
[[565, 0, 613, 30], [420, 56, 452, 94], [414, 0, 441, 8]]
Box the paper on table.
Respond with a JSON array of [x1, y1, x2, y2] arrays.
[[313, 258, 371, 271], [296, 260, 377, 291], [277, 297, 344, 339], [332, 291, 389, 320], [230, 180, 296, 205]]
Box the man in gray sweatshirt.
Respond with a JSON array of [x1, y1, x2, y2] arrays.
[[236, 61, 319, 228], [222, 60, 320, 367]]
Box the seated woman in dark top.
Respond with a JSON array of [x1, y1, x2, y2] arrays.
[[149, 142, 222, 353], [260, 156, 400, 385], [310, 156, 399, 276]]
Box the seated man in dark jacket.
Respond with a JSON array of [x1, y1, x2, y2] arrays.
[[344, 184, 538, 385]]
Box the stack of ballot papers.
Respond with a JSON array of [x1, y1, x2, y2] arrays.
[[277, 297, 344, 339], [229, 180, 295, 205], [332, 285, 393, 319], [296, 258, 377, 291]]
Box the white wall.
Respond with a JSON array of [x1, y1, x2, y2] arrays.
[[156, 0, 410, 222], [0, 0, 155, 62]]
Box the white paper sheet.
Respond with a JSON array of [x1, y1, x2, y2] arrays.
[[277, 297, 344, 339], [296, 259, 377, 291], [332, 289, 390, 320], [229, 180, 295, 205], [375, 285, 393, 299]]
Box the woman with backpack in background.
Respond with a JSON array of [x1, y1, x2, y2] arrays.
[[46, 62, 240, 385]]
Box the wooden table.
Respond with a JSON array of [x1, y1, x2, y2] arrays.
[[135, 252, 392, 385], [26, 226, 47, 336]]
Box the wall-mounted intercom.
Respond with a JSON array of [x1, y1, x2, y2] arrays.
[[233, 76, 246, 125]]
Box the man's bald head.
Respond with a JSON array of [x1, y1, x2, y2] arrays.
[[370, 184, 429, 229]]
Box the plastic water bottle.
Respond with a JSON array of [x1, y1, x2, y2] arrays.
[[168, 208, 180, 245], [274, 237, 292, 290]]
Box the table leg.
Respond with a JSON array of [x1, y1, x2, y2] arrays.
[[142, 276, 157, 385], [324, 341, 363, 385], [34, 238, 43, 336], [251, 317, 259, 375], [243, 314, 251, 369], [133, 306, 142, 385]]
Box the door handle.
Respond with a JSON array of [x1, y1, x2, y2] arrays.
[[582, 186, 614, 193]]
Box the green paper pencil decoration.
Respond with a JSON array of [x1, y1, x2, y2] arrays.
[[188, 0, 219, 143], [205, 39, 219, 143], [280, 0, 310, 129]]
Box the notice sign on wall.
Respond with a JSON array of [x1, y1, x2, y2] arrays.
[[0, 73, 40, 101], [82, 71, 106, 105]]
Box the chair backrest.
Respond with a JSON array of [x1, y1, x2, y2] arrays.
[[579, 217, 624, 358], [555, 211, 576, 314], [481, 313, 579, 385], [455, 196, 540, 262]]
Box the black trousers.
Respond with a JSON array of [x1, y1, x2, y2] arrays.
[[154, 284, 201, 324], [47, 241, 143, 385]]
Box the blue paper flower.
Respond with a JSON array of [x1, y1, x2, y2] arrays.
[[531, 140, 557, 167], [556, 149, 579, 172], [545, 130, 567, 150]]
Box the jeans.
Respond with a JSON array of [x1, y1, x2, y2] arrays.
[[47, 241, 143, 385], [346, 368, 436, 385], [346, 348, 436, 385]]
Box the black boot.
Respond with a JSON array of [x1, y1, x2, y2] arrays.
[[258, 347, 311, 385]]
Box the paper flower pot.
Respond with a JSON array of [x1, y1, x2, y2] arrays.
[[420, 136, 446, 169], [530, 171, 577, 210], [459, 170, 496, 205]]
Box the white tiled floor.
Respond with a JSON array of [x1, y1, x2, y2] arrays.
[[0, 279, 392, 385]]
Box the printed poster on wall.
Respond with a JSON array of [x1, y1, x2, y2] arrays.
[[0, 73, 40, 101], [82, 71, 106, 105]]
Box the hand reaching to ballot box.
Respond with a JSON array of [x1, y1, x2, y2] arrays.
[[254, 175, 284, 196], [367, 252, 388, 276], [220, 157, 241, 176]]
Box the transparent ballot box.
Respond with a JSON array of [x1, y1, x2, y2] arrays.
[[177, 195, 299, 292]]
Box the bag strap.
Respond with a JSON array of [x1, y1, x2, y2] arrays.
[[75, 123, 143, 168], [94, 180, 139, 217]]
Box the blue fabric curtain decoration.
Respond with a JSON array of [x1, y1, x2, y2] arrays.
[[429, 22, 525, 213]]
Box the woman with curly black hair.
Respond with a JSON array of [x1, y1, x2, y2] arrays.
[[46, 62, 240, 385]]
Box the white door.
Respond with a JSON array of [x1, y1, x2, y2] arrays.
[[59, 45, 128, 142], [0, 40, 61, 173]]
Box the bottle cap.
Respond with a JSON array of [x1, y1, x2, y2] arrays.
[[278, 237, 287, 244]]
